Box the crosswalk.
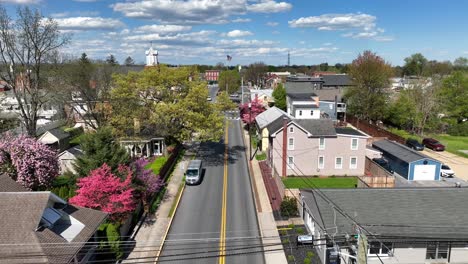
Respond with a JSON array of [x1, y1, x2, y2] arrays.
[[226, 117, 240, 120]]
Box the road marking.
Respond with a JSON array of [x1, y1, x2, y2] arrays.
[[219, 122, 229, 264]]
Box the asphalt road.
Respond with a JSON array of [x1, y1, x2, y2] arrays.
[[159, 118, 264, 264], [208, 84, 219, 102]]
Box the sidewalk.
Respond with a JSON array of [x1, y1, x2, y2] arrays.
[[122, 157, 188, 263], [243, 130, 288, 264]]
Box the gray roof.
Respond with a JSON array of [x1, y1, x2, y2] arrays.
[[0, 174, 28, 192], [322, 74, 351, 87], [255, 106, 289, 130], [301, 188, 468, 239], [0, 192, 108, 263], [372, 139, 437, 163], [286, 92, 317, 100], [293, 119, 337, 137], [47, 128, 70, 141], [335, 127, 367, 137], [286, 82, 344, 101], [286, 75, 323, 82]]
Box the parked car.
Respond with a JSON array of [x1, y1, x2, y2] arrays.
[[372, 158, 394, 174], [406, 138, 424, 151], [422, 138, 445, 151], [440, 164, 455, 178], [206, 96, 212, 101]]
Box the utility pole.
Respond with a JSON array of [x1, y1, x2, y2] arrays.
[[288, 51, 290, 67]]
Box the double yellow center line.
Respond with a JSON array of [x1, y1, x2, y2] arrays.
[[219, 123, 229, 264]]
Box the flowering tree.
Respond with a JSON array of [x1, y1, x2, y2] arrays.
[[70, 163, 136, 222], [0, 133, 59, 190], [239, 97, 265, 125], [132, 158, 163, 212]]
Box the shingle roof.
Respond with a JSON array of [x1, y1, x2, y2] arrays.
[[286, 82, 344, 101], [0, 174, 28, 192], [286, 92, 317, 100], [322, 74, 351, 86], [47, 128, 70, 141], [255, 106, 289, 130], [0, 192, 107, 264], [335, 127, 367, 137], [301, 188, 468, 239], [293, 119, 337, 137], [372, 139, 436, 163]]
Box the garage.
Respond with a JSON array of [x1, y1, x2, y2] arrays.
[[373, 139, 442, 181]]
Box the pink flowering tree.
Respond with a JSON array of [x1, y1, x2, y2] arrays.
[[70, 163, 136, 222], [132, 158, 163, 212], [0, 133, 59, 190], [239, 97, 265, 125]]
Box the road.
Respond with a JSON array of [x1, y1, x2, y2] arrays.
[[208, 84, 219, 102], [159, 117, 264, 264]]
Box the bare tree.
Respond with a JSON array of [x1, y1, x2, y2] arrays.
[[245, 62, 267, 87], [0, 6, 69, 136]]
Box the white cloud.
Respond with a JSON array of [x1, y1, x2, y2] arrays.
[[266, 22, 279, 27], [232, 18, 251, 23], [247, 1, 292, 13], [322, 42, 333, 46], [299, 41, 305, 45], [226, 30, 253, 38], [374, 36, 394, 42], [134, 25, 192, 34], [288, 13, 376, 30], [113, 0, 291, 24], [124, 30, 216, 46], [113, 0, 246, 24], [51, 11, 100, 18], [0, 0, 40, 3], [55, 17, 125, 31]]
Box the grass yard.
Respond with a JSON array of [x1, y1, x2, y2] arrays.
[[282, 177, 358, 189], [433, 135, 468, 158], [146, 156, 168, 175]]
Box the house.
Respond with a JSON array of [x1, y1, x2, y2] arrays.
[[120, 137, 165, 158], [0, 190, 107, 264], [0, 173, 28, 192], [286, 92, 344, 121], [265, 74, 282, 89], [270, 119, 369, 176], [38, 128, 71, 152], [58, 146, 83, 174], [255, 106, 291, 152], [300, 188, 468, 264], [250, 89, 274, 108], [372, 139, 442, 181]]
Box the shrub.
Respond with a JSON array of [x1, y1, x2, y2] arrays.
[[255, 152, 267, 161], [287, 255, 295, 262], [288, 223, 295, 229], [295, 227, 304, 235], [306, 251, 314, 258], [282, 238, 290, 244], [303, 257, 311, 264], [447, 122, 468, 136], [106, 223, 123, 260], [281, 196, 298, 218]]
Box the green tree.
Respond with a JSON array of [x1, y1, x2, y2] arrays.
[[403, 53, 428, 76], [454, 57, 468, 70], [440, 71, 468, 123], [272, 83, 286, 111], [74, 127, 130, 177], [215, 91, 237, 112], [124, 56, 135, 66], [218, 70, 240, 94], [106, 54, 118, 66], [387, 90, 418, 130], [344, 50, 393, 121]]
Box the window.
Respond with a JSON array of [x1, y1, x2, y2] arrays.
[[335, 157, 343, 169], [319, 137, 325, 150], [350, 157, 357, 169], [426, 242, 449, 260], [299, 110, 303, 116], [289, 127, 294, 133], [318, 156, 324, 169], [310, 110, 314, 116], [288, 137, 294, 150], [351, 138, 359, 150], [368, 242, 393, 256], [288, 156, 294, 169]]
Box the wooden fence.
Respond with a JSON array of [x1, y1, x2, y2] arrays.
[[346, 115, 406, 144], [360, 157, 395, 188]]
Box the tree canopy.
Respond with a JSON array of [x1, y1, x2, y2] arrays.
[[345, 50, 393, 121], [272, 83, 286, 111], [218, 70, 240, 94]]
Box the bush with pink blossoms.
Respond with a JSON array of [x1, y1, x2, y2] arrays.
[[0, 133, 59, 190], [132, 158, 163, 212]]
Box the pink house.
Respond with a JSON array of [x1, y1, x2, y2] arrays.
[[269, 119, 369, 177]]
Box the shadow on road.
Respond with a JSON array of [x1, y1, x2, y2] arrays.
[[197, 141, 246, 167]]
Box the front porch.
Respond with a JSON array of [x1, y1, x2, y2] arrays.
[[120, 137, 165, 158]]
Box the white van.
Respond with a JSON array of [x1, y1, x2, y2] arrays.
[[185, 160, 202, 185]]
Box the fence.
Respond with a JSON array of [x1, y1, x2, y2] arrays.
[[346, 115, 406, 144], [360, 157, 395, 188]]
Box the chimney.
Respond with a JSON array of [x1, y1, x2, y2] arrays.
[[282, 116, 288, 177]]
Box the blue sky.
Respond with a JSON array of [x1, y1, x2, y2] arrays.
[[1, 0, 467, 66]]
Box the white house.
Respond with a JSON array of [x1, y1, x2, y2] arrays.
[[145, 45, 159, 66], [58, 146, 83, 174], [38, 128, 70, 152]]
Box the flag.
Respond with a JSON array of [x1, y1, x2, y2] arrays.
[[227, 55, 232, 61]]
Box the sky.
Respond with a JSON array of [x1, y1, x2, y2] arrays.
[[1, 0, 467, 66]]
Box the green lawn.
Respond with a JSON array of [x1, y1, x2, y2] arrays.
[[282, 177, 357, 189], [433, 135, 468, 158], [146, 156, 168, 175]]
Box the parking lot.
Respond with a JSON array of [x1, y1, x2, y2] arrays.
[[422, 149, 468, 181]]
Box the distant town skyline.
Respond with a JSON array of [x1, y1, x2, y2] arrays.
[[1, 0, 467, 66]]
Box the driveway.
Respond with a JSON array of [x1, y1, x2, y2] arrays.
[[422, 149, 468, 181]]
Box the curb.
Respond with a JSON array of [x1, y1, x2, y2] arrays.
[[154, 181, 186, 263]]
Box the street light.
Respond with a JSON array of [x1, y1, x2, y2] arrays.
[[248, 102, 252, 160]]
